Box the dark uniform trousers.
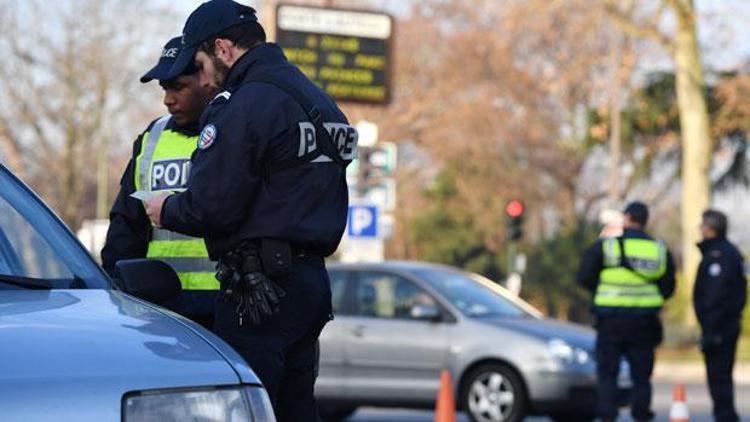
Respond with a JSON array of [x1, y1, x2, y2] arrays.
[[596, 315, 662, 421], [213, 256, 332, 422], [704, 326, 740, 422]]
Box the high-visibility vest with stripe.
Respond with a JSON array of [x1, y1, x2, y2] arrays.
[[594, 237, 666, 309], [134, 116, 218, 291]]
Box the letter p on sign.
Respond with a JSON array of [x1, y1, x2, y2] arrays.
[[348, 205, 378, 238]]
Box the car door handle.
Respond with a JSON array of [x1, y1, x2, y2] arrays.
[[351, 325, 366, 337]]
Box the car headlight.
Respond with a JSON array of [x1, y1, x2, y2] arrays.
[[123, 386, 275, 422], [547, 338, 590, 366]]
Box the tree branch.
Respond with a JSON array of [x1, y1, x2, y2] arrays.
[[604, 0, 675, 54], [0, 116, 27, 176], [664, 0, 690, 21]]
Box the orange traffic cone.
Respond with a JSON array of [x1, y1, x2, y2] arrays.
[[669, 383, 689, 422], [434, 370, 457, 422]]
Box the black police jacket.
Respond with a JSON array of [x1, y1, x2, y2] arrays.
[[694, 236, 747, 337], [161, 43, 354, 260], [576, 228, 677, 315], [101, 118, 200, 275]]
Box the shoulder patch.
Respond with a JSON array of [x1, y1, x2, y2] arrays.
[[210, 90, 232, 105], [709, 263, 722, 277], [198, 124, 218, 150]]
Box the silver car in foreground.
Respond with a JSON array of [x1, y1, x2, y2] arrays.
[[0, 164, 274, 421], [316, 262, 631, 422]]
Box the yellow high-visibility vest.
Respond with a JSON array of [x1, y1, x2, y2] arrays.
[[594, 237, 666, 309], [134, 116, 218, 291]]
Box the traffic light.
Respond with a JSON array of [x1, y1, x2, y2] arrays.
[[358, 147, 376, 187], [357, 143, 397, 192], [506, 200, 525, 241]]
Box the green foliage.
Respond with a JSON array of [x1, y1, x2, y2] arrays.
[[585, 71, 749, 192], [411, 169, 504, 280], [522, 223, 599, 323]]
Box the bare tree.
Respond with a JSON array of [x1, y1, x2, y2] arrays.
[[0, 0, 176, 229], [337, 0, 619, 259], [605, 0, 714, 285]]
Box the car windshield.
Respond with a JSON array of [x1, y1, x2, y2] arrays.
[[0, 167, 110, 290], [415, 267, 541, 318]]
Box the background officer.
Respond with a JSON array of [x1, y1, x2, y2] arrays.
[[101, 36, 218, 328], [145, 1, 356, 420], [577, 201, 676, 422], [694, 209, 747, 422]]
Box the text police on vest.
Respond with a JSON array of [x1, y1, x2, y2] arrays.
[[151, 159, 191, 191]]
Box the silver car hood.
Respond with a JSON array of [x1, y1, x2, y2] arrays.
[[477, 316, 595, 349], [0, 289, 254, 421]]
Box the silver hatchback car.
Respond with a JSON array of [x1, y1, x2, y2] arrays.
[[315, 262, 631, 422], [0, 164, 275, 421]]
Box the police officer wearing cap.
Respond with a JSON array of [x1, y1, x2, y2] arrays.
[[694, 209, 746, 422], [144, 1, 357, 420], [102, 36, 218, 328], [577, 201, 676, 422]]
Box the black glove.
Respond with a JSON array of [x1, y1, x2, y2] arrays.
[[238, 270, 285, 326], [700, 333, 723, 353], [216, 245, 286, 326]]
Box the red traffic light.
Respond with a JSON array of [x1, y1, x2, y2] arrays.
[[506, 200, 525, 218]]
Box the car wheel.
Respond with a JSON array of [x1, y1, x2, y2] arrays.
[[461, 363, 527, 422], [318, 405, 357, 422]]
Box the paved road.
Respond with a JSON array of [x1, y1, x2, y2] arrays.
[[346, 381, 750, 421]]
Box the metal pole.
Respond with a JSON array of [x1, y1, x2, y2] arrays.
[[507, 240, 517, 275]]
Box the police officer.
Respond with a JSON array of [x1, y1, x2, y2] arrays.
[[101, 36, 218, 328], [577, 201, 676, 422], [144, 1, 356, 420], [694, 209, 746, 422]]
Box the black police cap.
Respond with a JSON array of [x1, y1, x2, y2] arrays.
[[167, 0, 258, 80], [140, 36, 198, 83], [623, 201, 649, 225]]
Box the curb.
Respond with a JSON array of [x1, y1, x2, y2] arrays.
[[654, 362, 750, 384]]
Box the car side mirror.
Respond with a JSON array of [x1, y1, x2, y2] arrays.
[[113, 259, 181, 305], [410, 304, 441, 322]]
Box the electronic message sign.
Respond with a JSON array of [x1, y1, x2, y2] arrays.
[[276, 4, 393, 104]]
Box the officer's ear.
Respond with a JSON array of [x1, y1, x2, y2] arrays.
[[214, 38, 235, 61]]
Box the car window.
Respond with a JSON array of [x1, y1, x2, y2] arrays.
[[0, 199, 71, 279], [354, 271, 437, 320], [328, 270, 348, 314], [0, 167, 109, 289], [415, 268, 535, 318]]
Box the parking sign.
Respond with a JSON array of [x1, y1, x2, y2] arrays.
[[348, 205, 378, 238]]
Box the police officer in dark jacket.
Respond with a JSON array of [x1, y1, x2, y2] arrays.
[[577, 201, 676, 422], [102, 36, 217, 328], [694, 209, 746, 422], [144, 1, 356, 420]]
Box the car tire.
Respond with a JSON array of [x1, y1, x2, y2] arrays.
[[318, 405, 357, 422], [461, 363, 527, 422]]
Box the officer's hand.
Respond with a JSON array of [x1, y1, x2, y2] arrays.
[[145, 193, 171, 227]]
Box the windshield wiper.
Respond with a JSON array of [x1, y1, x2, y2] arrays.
[[0, 274, 53, 290]]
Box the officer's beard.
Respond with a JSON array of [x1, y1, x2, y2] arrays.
[[211, 54, 231, 89]]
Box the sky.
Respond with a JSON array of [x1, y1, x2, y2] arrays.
[[163, 0, 750, 70]]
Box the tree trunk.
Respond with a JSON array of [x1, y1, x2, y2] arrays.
[[608, 29, 623, 202], [674, 1, 711, 286]]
